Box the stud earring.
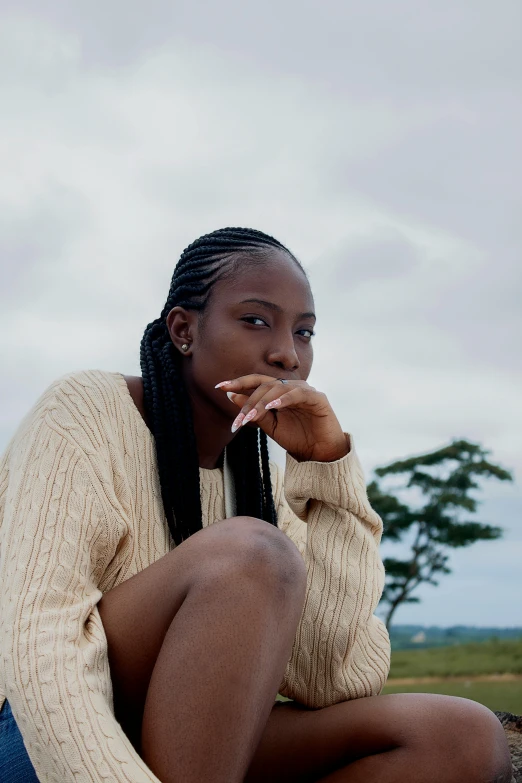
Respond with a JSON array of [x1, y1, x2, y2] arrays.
[[181, 343, 189, 352]]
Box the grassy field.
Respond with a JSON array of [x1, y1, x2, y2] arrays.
[[383, 639, 522, 713], [388, 639, 522, 679], [383, 679, 522, 714], [277, 640, 522, 712]]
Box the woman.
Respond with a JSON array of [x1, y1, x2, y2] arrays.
[[0, 227, 511, 782]]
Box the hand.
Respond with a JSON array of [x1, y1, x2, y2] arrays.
[[216, 374, 350, 463]]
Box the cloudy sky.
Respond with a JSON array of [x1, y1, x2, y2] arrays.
[[1, 1, 521, 626]]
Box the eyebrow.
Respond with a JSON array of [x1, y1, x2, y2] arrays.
[[239, 298, 316, 320]]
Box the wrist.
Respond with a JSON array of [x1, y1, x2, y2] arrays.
[[290, 434, 351, 463]]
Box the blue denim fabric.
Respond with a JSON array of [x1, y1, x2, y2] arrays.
[[0, 700, 39, 782]]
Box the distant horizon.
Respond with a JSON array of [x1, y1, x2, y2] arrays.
[[390, 624, 522, 630]]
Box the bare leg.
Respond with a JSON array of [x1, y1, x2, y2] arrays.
[[246, 693, 512, 783], [98, 516, 306, 783]]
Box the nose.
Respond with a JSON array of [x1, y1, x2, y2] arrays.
[[266, 334, 300, 373]]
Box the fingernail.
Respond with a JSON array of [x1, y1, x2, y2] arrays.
[[265, 398, 282, 410], [241, 409, 257, 426], [215, 381, 233, 388], [231, 412, 245, 432], [226, 391, 235, 401]]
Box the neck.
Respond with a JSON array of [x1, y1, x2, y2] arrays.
[[124, 375, 234, 470], [188, 390, 236, 470]]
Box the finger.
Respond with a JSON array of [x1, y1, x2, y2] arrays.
[[263, 386, 315, 413], [230, 383, 285, 432], [234, 384, 299, 431], [239, 384, 323, 432], [215, 374, 301, 393], [256, 387, 315, 439], [238, 380, 291, 415]]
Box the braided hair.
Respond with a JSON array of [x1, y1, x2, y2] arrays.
[[140, 226, 305, 546]]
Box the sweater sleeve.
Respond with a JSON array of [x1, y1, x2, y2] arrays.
[[273, 437, 391, 709], [2, 409, 161, 782]]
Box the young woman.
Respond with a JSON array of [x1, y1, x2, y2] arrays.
[[0, 227, 511, 783]]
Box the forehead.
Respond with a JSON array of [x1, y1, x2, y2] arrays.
[[212, 249, 314, 313]]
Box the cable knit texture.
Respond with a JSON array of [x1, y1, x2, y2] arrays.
[[0, 370, 390, 783]]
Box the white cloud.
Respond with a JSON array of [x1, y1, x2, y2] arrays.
[[0, 6, 520, 625]]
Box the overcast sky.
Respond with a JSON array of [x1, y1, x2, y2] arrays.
[[1, 1, 521, 627]]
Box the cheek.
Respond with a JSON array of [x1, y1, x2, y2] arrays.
[[192, 329, 238, 379], [298, 346, 313, 379], [199, 320, 252, 364]]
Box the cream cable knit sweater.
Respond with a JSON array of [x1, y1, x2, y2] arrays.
[[0, 370, 390, 783]]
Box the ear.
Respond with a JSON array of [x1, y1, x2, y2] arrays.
[[166, 306, 197, 356]]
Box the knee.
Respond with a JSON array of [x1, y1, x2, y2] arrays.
[[196, 515, 307, 596], [220, 515, 307, 589], [453, 699, 512, 782], [415, 695, 512, 782]]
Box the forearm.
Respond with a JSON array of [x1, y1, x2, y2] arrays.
[[6, 609, 161, 783], [277, 441, 391, 707]]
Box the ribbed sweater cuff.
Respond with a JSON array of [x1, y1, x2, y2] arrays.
[[284, 434, 371, 514]]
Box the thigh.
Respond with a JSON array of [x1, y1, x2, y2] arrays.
[[245, 692, 495, 783], [245, 696, 398, 783], [98, 540, 193, 727], [98, 515, 284, 736], [98, 520, 227, 741]]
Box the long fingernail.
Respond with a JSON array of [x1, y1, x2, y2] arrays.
[[226, 391, 235, 401], [241, 409, 257, 426], [215, 381, 233, 388], [231, 412, 245, 432], [265, 398, 282, 410]]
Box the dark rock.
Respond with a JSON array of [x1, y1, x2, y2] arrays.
[[494, 712, 522, 783]]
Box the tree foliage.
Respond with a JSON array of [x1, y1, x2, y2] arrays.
[[368, 439, 513, 629]]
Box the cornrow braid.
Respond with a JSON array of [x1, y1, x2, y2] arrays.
[[140, 227, 302, 545]]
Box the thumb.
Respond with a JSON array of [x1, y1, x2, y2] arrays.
[[227, 391, 249, 407]]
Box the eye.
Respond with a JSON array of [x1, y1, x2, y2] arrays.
[[241, 316, 269, 327], [296, 328, 315, 339]]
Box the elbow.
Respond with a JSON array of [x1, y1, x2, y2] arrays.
[[278, 618, 391, 710], [366, 615, 391, 691], [338, 618, 391, 702]]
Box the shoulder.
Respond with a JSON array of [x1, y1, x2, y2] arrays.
[[12, 370, 133, 453], [43, 370, 128, 424], [48, 368, 126, 400], [122, 375, 148, 427]]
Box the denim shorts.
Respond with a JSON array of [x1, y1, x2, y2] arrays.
[[0, 700, 39, 782]]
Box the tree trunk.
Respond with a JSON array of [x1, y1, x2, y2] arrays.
[[384, 598, 402, 630]]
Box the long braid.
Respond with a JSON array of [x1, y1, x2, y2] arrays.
[[140, 227, 302, 544], [259, 431, 278, 526]]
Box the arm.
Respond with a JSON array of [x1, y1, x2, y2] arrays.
[[272, 438, 391, 709], [2, 412, 161, 782]]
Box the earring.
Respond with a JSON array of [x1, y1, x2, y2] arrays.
[[181, 343, 189, 352]]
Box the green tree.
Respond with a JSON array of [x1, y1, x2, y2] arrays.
[[367, 439, 513, 630]]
